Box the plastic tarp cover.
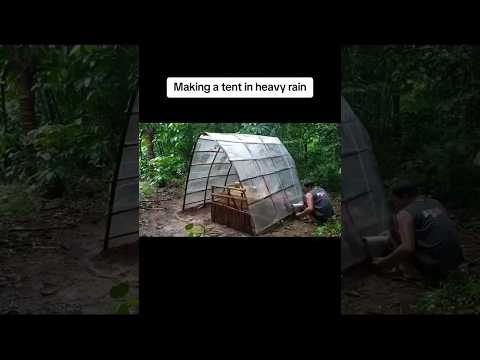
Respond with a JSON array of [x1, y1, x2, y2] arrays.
[[183, 132, 303, 234], [106, 91, 139, 248], [341, 98, 390, 271]]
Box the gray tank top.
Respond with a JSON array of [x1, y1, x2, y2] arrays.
[[403, 197, 463, 272], [306, 187, 334, 217]]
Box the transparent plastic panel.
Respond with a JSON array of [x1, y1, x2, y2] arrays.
[[271, 191, 292, 221], [109, 209, 138, 238], [278, 169, 295, 189], [125, 114, 138, 145], [234, 134, 262, 143], [245, 143, 270, 158], [118, 145, 138, 179], [226, 174, 240, 186], [259, 135, 281, 144], [277, 143, 289, 156], [346, 196, 380, 236], [112, 178, 139, 213], [256, 158, 276, 175], [195, 139, 220, 152], [209, 163, 231, 177], [207, 176, 228, 189], [229, 166, 237, 175], [232, 160, 261, 180], [285, 184, 303, 205], [132, 93, 139, 113], [242, 177, 269, 203], [188, 164, 211, 180], [263, 173, 282, 194], [284, 152, 296, 168], [186, 178, 208, 193], [206, 133, 241, 142], [272, 156, 289, 171], [217, 141, 252, 161], [192, 151, 217, 165], [265, 144, 284, 156], [290, 167, 302, 187], [341, 153, 369, 201], [249, 197, 276, 233], [185, 191, 206, 205], [213, 150, 229, 164]]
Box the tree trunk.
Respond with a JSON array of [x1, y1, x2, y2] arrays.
[[143, 127, 155, 160], [0, 64, 7, 133], [7, 47, 37, 134], [17, 65, 36, 133]]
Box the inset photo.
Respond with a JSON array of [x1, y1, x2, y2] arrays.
[[139, 123, 340, 237]]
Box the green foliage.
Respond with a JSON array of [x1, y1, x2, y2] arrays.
[[0, 184, 40, 216], [185, 223, 206, 237], [343, 45, 480, 209], [416, 271, 480, 314], [0, 45, 137, 196], [139, 181, 156, 200], [138, 123, 341, 193], [109, 282, 139, 315], [314, 217, 341, 237], [140, 154, 184, 187]]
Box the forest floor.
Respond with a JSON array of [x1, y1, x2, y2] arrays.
[[341, 209, 480, 314], [0, 186, 138, 314], [139, 184, 341, 237]]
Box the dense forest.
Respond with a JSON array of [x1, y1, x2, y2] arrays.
[[0, 45, 137, 205], [139, 123, 340, 191], [342, 45, 480, 210], [138, 123, 341, 237], [342, 45, 480, 315], [0, 46, 138, 314]]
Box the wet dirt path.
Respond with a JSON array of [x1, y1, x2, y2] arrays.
[[0, 197, 138, 314], [139, 185, 340, 237]]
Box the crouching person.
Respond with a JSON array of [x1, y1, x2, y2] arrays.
[[295, 180, 334, 224], [373, 182, 464, 283]]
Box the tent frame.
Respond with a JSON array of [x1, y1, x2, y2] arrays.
[[103, 89, 139, 251], [182, 132, 301, 234]]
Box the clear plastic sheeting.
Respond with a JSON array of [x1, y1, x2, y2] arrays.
[[183, 132, 303, 234], [341, 98, 391, 271], [105, 90, 139, 250]]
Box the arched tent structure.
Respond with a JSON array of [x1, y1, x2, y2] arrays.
[[341, 97, 390, 271], [183, 132, 304, 234], [104, 90, 139, 250]]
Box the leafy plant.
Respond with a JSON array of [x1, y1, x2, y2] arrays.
[[185, 223, 206, 237], [416, 271, 480, 314], [110, 282, 139, 315], [314, 217, 341, 237]]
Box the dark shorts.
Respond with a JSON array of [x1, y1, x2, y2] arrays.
[[312, 209, 333, 223]]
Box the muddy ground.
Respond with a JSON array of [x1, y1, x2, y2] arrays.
[[140, 185, 341, 237], [0, 196, 138, 315], [341, 210, 480, 314]]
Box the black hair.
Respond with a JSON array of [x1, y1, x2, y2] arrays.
[[392, 182, 418, 198], [303, 179, 314, 188]]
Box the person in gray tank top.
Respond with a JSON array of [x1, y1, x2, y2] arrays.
[[295, 180, 334, 223], [373, 182, 464, 281]]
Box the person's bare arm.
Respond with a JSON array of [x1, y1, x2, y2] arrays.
[[373, 210, 415, 269], [296, 193, 314, 217]]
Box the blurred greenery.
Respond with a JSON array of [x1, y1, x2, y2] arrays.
[[138, 123, 340, 196], [0, 45, 137, 201], [416, 271, 480, 314], [342, 45, 480, 209]]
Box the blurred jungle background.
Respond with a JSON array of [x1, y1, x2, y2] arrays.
[[342, 45, 480, 315], [138, 123, 341, 237], [0, 45, 138, 314]]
